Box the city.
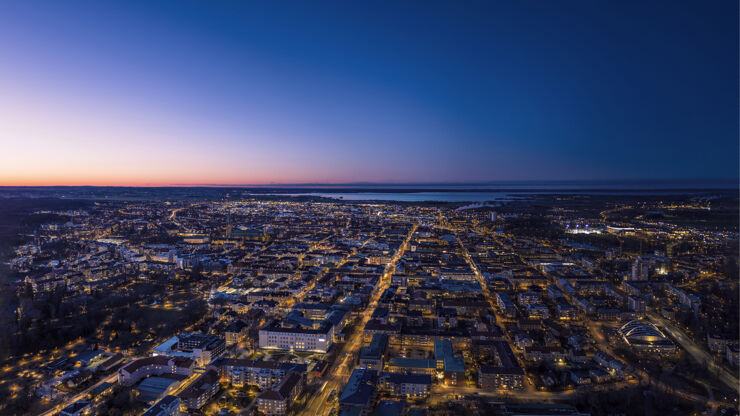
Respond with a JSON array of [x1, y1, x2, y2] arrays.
[[0, 188, 737, 415], [0, 1, 737, 415]]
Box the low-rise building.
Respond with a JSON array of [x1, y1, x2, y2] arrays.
[[570, 370, 591, 385], [209, 358, 306, 389], [60, 400, 91, 416], [258, 321, 333, 353], [495, 292, 517, 318], [478, 341, 524, 391], [152, 334, 226, 368], [136, 375, 187, 403], [479, 365, 524, 391], [118, 356, 194, 386], [97, 353, 124, 372], [142, 395, 181, 416], [359, 333, 387, 372], [178, 370, 220, 410], [88, 382, 115, 403], [224, 320, 249, 345], [433, 340, 465, 385], [593, 351, 625, 377], [256, 371, 305, 416], [339, 369, 378, 416], [386, 358, 436, 376], [379, 372, 431, 398]]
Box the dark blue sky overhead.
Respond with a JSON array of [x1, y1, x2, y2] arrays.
[[0, 1, 737, 185]]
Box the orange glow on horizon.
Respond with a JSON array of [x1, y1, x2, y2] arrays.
[[0, 173, 347, 188]]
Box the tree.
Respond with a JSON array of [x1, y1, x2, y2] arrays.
[[23, 282, 34, 299], [190, 264, 203, 281]]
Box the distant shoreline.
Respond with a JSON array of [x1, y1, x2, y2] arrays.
[[0, 183, 736, 204]]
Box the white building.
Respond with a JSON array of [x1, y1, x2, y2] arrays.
[[259, 322, 333, 353]]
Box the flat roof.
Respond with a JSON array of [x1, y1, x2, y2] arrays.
[[387, 358, 435, 369], [153, 336, 179, 353]]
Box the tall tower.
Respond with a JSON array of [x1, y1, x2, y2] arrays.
[[631, 258, 640, 281], [631, 257, 648, 281]]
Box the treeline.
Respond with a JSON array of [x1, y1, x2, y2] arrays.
[[503, 216, 563, 239], [572, 386, 696, 416], [0, 281, 207, 361], [0, 198, 94, 361]]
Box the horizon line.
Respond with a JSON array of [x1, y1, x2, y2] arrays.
[[0, 178, 737, 189]]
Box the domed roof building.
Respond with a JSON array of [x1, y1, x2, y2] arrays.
[[618, 320, 676, 354]]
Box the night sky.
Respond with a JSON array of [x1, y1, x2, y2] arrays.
[[0, 1, 737, 186]]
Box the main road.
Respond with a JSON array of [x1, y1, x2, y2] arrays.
[[297, 223, 417, 416], [648, 311, 739, 392]]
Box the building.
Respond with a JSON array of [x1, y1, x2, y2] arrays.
[[627, 296, 646, 315], [707, 333, 736, 354], [73, 349, 107, 367], [525, 303, 550, 319], [665, 284, 701, 314], [176, 333, 227, 367], [87, 382, 115, 403], [495, 292, 517, 318], [311, 360, 329, 379], [478, 341, 524, 391], [524, 346, 566, 363], [66, 369, 92, 388], [256, 371, 305, 416], [433, 340, 465, 385], [339, 369, 378, 416], [556, 300, 577, 320], [570, 370, 591, 385], [517, 291, 541, 306], [437, 307, 458, 328], [152, 334, 226, 368], [593, 351, 624, 377], [97, 353, 125, 372], [60, 400, 91, 416], [618, 320, 676, 354], [118, 356, 194, 386], [209, 358, 306, 389], [479, 365, 524, 391], [589, 368, 610, 384], [259, 321, 333, 353], [631, 258, 649, 281], [292, 303, 333, 320], [379, 372, 431, 397], [178, 369, 220, 410], [224, 320, 249, 345], [142, 395, 181, 416], [386, 358, 436, 376], [136, 375, 187, 403], [359, 333, 387, 372], [727, 344, 739, 367]]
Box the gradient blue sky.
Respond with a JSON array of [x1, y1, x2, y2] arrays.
[[0, 1, 737, 185]]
